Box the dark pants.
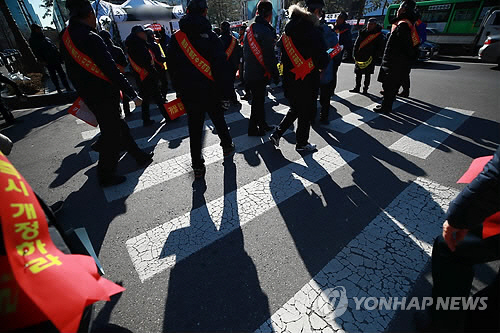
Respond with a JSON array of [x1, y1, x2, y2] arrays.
[[355, 73, 371, 90], [47, 62, 70, 91], [140, 75, 170, 122], [0, 98, 14, 123], [276, 90, 316, 147], [247, 79, 269, 133], [432, 228, 500, 331], [87, 94, 145, 179], [319, 65, 339, 119], [122, 93, 131, 115], [380, 66, 410, 111], [230, 68, 238, 102], [400, 70, 410, 93], [158, 69, 169, 100], [184, 98, 233, 169]]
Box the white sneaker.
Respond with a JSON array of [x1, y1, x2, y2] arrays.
[[296, 143, 317, 152]]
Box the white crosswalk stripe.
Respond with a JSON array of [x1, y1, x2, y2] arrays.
[[256, 178, 459, 333], [389, 107, 474, 159], [126, 144, 358, 282]]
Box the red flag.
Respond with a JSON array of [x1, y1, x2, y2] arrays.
[[457, 156, 493, 183], [68, 98, 98, 127]]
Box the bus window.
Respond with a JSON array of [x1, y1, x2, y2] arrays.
[[448, 1, 481, 33], [420, 3, 452, 32]]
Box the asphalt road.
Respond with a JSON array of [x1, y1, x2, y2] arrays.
[[2, 59, 499, 333]]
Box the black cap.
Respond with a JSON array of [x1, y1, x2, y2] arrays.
[[66, 0, 93, 18], [338, 11, 348, 19], [368, 17, 377, 23], [131, 25, 145, 34], [257, 0, 273, 17], [401, 0, 416, 11], [221, 21, 230, 32], [187, 0, 208, 13], [306, 0, 324, 10], [30, 23, 42, 31]]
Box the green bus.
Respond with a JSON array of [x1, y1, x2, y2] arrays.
[[384, 0, 500, 45]]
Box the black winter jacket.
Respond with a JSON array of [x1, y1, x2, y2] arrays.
[[220, 31, 242, 72], [334, 21, 352, 60], [29, 31, 62, 65], [279, 5, 328, 98], [243, 15, 279, 83], [60, 19, 137, 106], [125, 33, 156, 78], [166, 13, 233, 101], [353, 24, 384, 74], [447, 146, 500, 230], [380, 14, 418, 74]]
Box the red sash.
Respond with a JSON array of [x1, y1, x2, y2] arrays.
[[329, 44, 342, 58], [456, 155, 500, 239], [62, 28, 111, 83], [359, 31, 382, 50], [226, 37, 237, 60], [164, 98, 186, 120], [174, 31, 214, 81], [335, 28, 348, 35], [281, 34, 315, 80], [0, 152, 125, 332], [116, 64, 126, 73], [246, 25, 271, 79], [392, 19, 420, 46], [128, 55, 149, 81]]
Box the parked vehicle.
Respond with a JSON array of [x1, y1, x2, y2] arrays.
[[478, 35, 500, 65]]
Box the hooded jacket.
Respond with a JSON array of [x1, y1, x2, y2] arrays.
[[278, 5, 328, 97], [243, 15, 279, 83], [29, 31, 62, 65], [166, 13, 232, 101]]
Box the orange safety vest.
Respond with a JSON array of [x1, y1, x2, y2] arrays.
[[281, 34, 315, 80], [391, 19, 420, 47], [62, 28, 111, 83], [128, 54, 149, 81], [359, 31, 382, 50], [246, 25, 271, 79], [225, 36, 237, 60], [0, 151, 125, 332], [174, 30, 214, 81]]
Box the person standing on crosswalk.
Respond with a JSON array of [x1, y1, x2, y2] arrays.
[[145, 28, 170, 102], [166, 0, 235, 178], [243, 0, 280, 136], [349, 18, 384, 94], [126, 25, 170, 126], [61, 0, 153, 187], [374, 0, 419, 114], [269, 0, 328, 152], [98, 30, 132, 118], [220, 21, 242, 106]]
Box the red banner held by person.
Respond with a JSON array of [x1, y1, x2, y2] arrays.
[[68, 97, 98, 127], [164, 98, 186, 120]]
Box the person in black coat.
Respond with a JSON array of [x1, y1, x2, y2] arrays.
[[431, 146, 500, 331], [243, 0, 280, 136], [0, 73, 25, 125], [29, 24, 72, 94], [220, 21, 242, 105], [350, 18, 384, 94], [334, 12, 352, 62], [374, 0, 419, 114], [126, 25, 170, 126], [166, 0, 234, 178], [145, 28, 169, 102], [98, 30, 132, 117], [61, 0, 152, 187], [269, 0, 328, 152]]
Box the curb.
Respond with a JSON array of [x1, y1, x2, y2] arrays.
[[3, 91, 77, 110], [434, 55, 483, 63]]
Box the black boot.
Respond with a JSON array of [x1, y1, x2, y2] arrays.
[[349, 86, 360, 93]]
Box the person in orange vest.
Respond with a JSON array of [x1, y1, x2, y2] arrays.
[[126, 25, 170, 126], [429, 146, 500, 331], [60, 0, 152, 187], [220, 21, 242, 106], [269, 0, 328, 152], [374, 0, 419, 114], [165, 0, 235, 178], [333, 12, 352, 62], [243, 0, 280, 136]]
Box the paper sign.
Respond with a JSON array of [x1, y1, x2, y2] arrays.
[[164, 98, 186, 120], [68, 98, 98, 127]]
